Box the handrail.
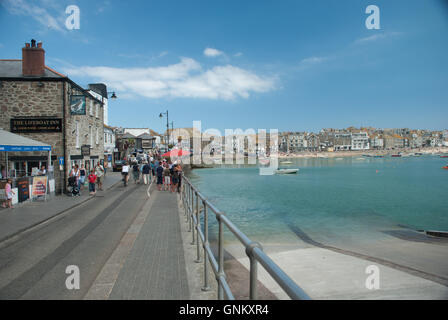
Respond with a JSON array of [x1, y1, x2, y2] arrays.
[[180, 174, 311, 300]]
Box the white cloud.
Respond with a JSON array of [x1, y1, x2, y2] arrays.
[[1, 0, 65, 32], [300, 56, 328, 65], [204, 47, 224, 57], [354, 32, 403, 44], [63, 58, 276, 100]]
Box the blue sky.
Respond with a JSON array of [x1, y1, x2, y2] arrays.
[[1, 0, 447, 134]]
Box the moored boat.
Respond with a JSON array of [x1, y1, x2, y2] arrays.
[[275, 168, 299, 174], [280, 161, 293, 165]]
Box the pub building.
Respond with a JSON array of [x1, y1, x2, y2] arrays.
[[0, 40, 105, 193]]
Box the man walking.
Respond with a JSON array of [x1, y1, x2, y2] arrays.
[[95, 162, 105, 191], [142, 161, 151, 185]]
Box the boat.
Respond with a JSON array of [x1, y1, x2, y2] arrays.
[[440, 155, 448, 158], [259, 159, 270, 165], [391, 154, 402, 157], [275, 168, 299, 174], [280, 161, 293, 165], [373, 155, 385, 158], [443, 166, 448, 170]]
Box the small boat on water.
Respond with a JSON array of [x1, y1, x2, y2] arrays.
[[280, 161, 293, 165], [440, 155, 448, 158], [391, 154, 402, 157], [443, 166, 448, 170], [373, 155, 385, 158], [275, 168, 299, 174]]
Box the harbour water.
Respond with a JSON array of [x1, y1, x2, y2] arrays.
[[189, 155, 448, 248]]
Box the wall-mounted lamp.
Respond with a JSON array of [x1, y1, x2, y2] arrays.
[[107, 91, 117, 99]]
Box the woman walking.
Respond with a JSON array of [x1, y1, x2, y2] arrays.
[[79, 164, 86, 192], [2, 179, 15, 209], [163, 163, 171, 191]]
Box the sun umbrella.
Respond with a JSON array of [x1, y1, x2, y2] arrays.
[[162, 149, 191, 157]]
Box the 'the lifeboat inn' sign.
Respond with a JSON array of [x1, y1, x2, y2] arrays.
[[11, 118, 63, 133]]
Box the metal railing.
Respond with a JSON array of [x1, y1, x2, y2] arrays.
[[180, 175, 311, 300]]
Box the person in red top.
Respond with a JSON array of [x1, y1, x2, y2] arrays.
[[88, 170, 97, 195]]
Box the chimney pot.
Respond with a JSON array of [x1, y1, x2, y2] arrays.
[[25, 43, 30, 48]]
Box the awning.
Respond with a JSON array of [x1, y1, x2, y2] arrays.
[[0, 129, 51, 152]]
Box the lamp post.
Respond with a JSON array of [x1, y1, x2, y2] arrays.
[[159, 110, 169, 151]]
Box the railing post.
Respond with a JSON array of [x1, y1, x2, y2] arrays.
[[188, 185, 192, 230], [201, 201, 210, 291], [195, 191, 201, 263], [246, 242, 262, 300], [191, 191, 196, 245], [216, 212, 225, 300]]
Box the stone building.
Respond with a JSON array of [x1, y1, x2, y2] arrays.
[[0, 40, 104, 192]]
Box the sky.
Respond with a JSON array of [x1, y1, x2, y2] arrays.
[[1, 0, 447, 134]]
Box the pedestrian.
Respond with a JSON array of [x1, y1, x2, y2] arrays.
[[176, 163, 183, 193], [150, 160, 156, 182], [88, 170, 97, 195], [171, 164, 179, 193], [163, 163, 171, 191], [38, 165, 46, 176], [121, 162, 130, 186], [142, 162, 151, 185], [70, 164, 81, 191], [79, 164, 86, 191], [95, 162, 105, 191], [156, 162, 164, 191], [103, 160, 108, 176], [132, 161, 140, 184], [1, 179, 15, 209]]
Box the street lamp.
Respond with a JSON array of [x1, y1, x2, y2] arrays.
[[159, 110, 169, 150], [107, 91, 117, 99]]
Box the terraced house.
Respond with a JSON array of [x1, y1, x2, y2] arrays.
[[0, 40, 104, 192]]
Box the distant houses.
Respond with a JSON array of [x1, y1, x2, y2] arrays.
[[277, 127, 447, 153]]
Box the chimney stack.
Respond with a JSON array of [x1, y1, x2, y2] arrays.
[[22, 39, 45, 76]]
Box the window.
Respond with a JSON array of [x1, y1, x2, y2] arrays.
[[96, 103, 99, 118], [89, 100, 93, 116], [96, 127, 99, 145], [75, 121, 79, 148], [104, 133, 107, 143]]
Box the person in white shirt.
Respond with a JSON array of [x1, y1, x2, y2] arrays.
[[121, 162, 130, 186]]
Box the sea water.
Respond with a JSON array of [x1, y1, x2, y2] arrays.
[[189, 155, 448, 247]]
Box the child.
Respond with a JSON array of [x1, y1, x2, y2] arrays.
[[88, 170, 97, 196], [2, 179, 15, 209]]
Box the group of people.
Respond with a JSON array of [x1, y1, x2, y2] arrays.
[[120, 157, 183, 193], [69, 162, 105, 196], [155, 159, 183, 192]]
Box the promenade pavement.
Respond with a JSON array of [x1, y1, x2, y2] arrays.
[[0, 172, 123, 243], [98, 185, 190, 300]]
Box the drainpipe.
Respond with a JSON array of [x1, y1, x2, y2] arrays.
[[62, 81, 67, 194]]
